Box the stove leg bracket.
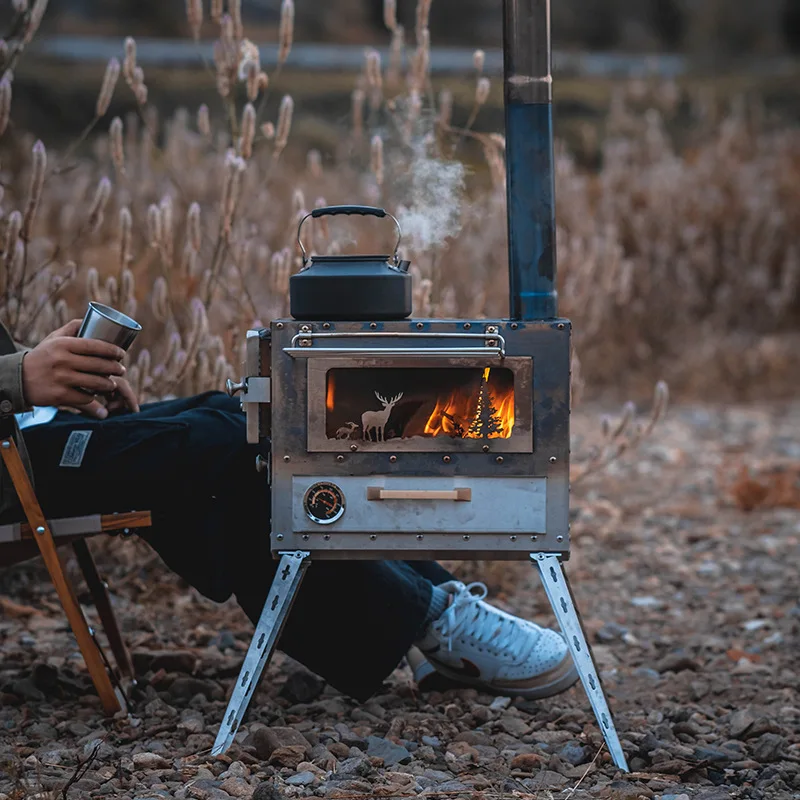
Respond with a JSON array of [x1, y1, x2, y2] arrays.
[[211, 550, 310, 756], [532, 553, 629, 772]]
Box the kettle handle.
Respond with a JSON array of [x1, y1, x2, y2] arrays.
[[297, 205, 402, 266]]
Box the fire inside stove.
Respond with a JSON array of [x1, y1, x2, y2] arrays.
[[325, 367, 515, 442]]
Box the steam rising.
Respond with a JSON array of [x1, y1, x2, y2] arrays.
[[395, 143, 466, 252]]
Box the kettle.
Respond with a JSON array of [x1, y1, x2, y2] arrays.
[[290, 205, 412, 321]]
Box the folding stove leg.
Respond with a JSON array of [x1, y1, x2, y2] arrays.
[[212, 550, 310, 756], [532, 553, 629, 772]]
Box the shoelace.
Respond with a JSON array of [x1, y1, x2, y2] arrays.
[[436, 582, 543, 663]]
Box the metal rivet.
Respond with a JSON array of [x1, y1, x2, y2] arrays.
[[557, 535, 564, 543], [487, 339, 497, 347], [302, 535, 309, 541], [482, 445, 490, 453], [442, 455, 451, 463], [495, 456, 504, 464], [324, 534, 330, 540], [299, 339, 312, 347], [283, 455, 290, 462], [463, 322, 471, 329], [322, 322, 331, 329], [35, 526, 45, 535], [416, 322, 424, 329], [389, 455, 397, 463], [370, 322, 377, 329], [549, 456, 557, 463], [370, 534, 377, 541], [350, 444, 358, 451], [276, 322, 284, 329], [530, 535, 538, 541], [510, 535, 517, 541], [416, 534, 424, 540], [300, 325, 311, 333], [510, 322, 518, 330], [276, 534, 284, 541], [486, 326, 498, 334], [557, 323, 565, 330], [463, 535, 470, 541], [336, 454, 344, 462]]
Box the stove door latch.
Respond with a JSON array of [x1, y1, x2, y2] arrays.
[[226, 376, 271, 404]]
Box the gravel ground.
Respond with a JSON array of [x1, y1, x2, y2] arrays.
[[1, 402, 798, 800]]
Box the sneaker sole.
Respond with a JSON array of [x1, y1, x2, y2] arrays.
[[426, 653, 580, 700]]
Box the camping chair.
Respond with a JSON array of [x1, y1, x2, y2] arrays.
[[0, 423, 151, 715]]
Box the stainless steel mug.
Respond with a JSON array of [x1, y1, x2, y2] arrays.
[[77, 302, 142, 351]]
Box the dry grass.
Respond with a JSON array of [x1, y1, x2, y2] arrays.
[[0, 1, 797, 404]]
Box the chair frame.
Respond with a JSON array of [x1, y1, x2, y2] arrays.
[[0, 432, 151, 714]]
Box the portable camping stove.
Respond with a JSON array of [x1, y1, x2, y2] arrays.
[[213, 0, 629, 772]]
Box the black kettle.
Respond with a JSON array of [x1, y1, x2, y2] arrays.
[[290, 205, 412, 321]]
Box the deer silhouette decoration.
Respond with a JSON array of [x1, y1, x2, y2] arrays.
[[362, 392, 404, 442], [335, 421, 359, 440]]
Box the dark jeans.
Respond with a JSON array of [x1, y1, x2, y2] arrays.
[[14, 392, 454, 700]]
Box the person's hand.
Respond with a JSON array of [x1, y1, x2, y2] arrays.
[[22, 319, 128, 418]]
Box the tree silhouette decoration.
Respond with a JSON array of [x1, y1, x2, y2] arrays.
[[468, 373, 504, 438]]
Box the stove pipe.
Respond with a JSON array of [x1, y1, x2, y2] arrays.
[[503, 0, 557, 320]]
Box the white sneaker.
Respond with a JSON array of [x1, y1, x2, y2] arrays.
[[415, 581, 579, 699]]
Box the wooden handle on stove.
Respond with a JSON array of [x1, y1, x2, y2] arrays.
[[366, 487, 472, 501]]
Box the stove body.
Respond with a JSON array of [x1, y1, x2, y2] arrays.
[[259, 319, 570, 561]]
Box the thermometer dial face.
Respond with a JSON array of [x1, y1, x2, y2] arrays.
[[303, 482, 345, 524]]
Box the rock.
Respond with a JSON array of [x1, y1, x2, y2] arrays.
[[655, 652, 700, 673], [489, 696, 511, 711], [252, 784, 284, 800], [692, 745, 732, 763], [421, 736, 441, 748], [327, 742, 350, 759], [285, 771, 316, 786], [596, 622, 629, 643], [510, 752, 542, 771], [446, 741, 479, 760], [600, 781, 655, 799], [558, 741, 590, 765], [269, 746, 308, 768], [219, 776, 255, 798], [366, 735, 411, 767], [334, 723, 367, 749], [280, 669, 326, 704], [133, 752, 171, 770], [497, 715, 530, 737], [729, 709, 758, 739], [335, 756, 374, 778], [186, 779, 223, 799], [246, 727, 311, 762], [220, 762, 250, 779], [750, 733, 787, 763], [25, 721, 57, 739], [434, 780, 470, 792], [134, 649, 198, 674], [82, 739, 115, 760], [528, 770, 569, 789]]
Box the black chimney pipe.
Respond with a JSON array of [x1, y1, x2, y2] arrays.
[[503, 0, 558, 320]]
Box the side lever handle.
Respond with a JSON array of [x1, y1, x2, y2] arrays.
[[226, 378, 247, 397]]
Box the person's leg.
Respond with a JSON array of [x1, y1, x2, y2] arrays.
[[18, 395, 439, 699]]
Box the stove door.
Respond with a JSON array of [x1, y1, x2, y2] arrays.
[[307, 357, 533, 453]]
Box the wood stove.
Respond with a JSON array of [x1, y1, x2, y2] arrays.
[[213, 0, 629, 772]]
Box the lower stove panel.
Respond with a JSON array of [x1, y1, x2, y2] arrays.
[[290, 474, 546, 534]]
